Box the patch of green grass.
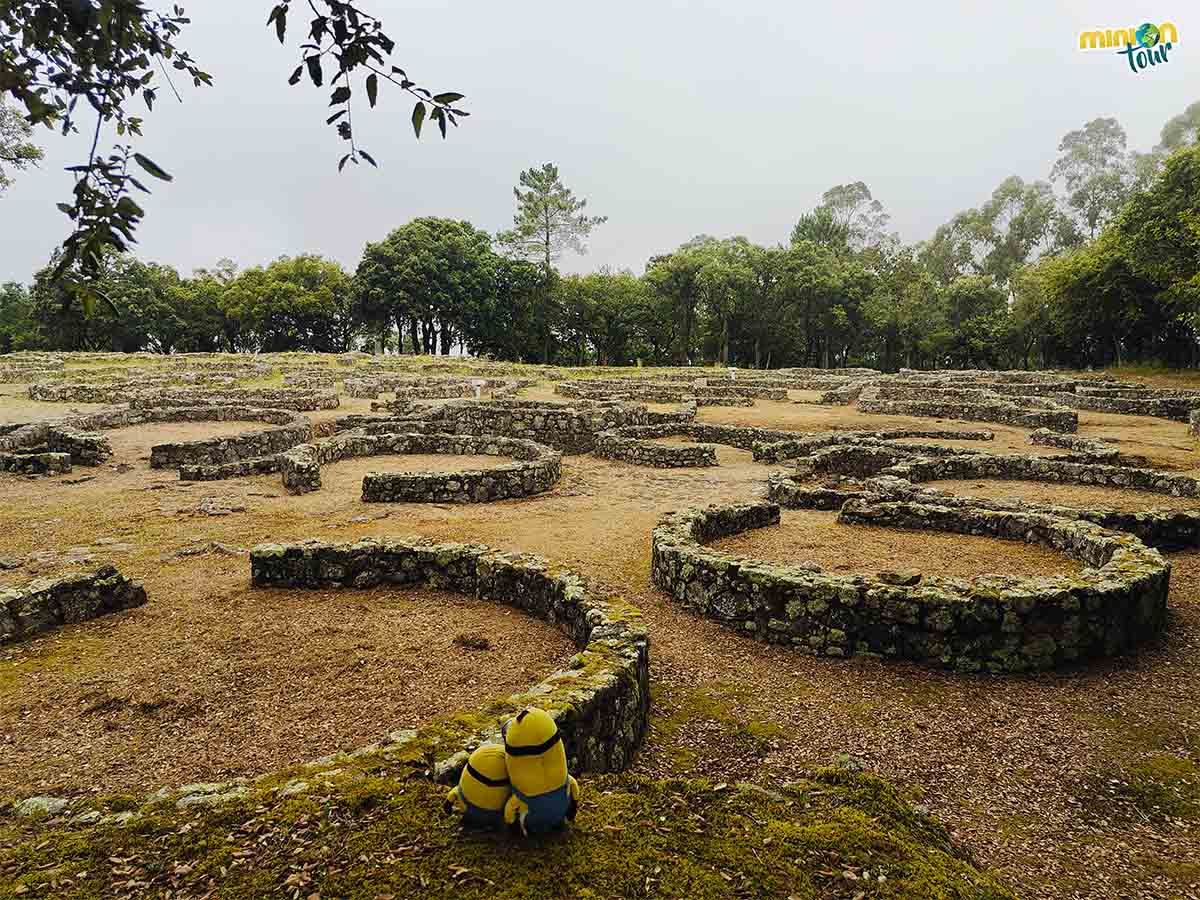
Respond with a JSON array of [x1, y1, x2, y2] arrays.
[[1073, 753, 1200, 823], [0, 769, 1016, 899]]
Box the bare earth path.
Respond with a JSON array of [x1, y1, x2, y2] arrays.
[[1, 394, 1198, 899]]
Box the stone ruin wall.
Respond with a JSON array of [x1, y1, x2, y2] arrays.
[[1, 566, 147, 645], [651, 500, 1169, 673], [278, 431, 561, 500], [250, 537, 649, 780]]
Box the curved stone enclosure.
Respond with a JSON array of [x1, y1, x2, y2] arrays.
[[751, 429, 995, 464], [782, 439, 1200, 498], [767, 473, 1200, 552], [594, 426, 718, 468], [250, 537, 650, 779], [2, 566, 147, 645], [651, 500, 1170, 673], [149, 407, 313, 471], [279, 432, 561, 501], [423, 399, 648, 453]]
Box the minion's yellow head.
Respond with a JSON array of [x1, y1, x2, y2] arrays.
[[458, 743, 510, 812], [503, 707, 568, 797]]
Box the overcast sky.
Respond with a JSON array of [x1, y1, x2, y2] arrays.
[[1, 1, 1196, 283]]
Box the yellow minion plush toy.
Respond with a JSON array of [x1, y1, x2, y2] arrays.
[[502, 707, 580, 835], [444, 743, 511, 829]]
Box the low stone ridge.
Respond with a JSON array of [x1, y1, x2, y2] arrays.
[[1, 565, 147, 644], [279, 431, 560, 500], [149, 407, 313, 471], [783, 438, 1200, 498], [0, 420, 113, 467], [282, 372, 339, 388], [554, 380, 763, 406], [1191, 409, 1200, 437], [594, 428, 718, 468], [424, 399, 648, 453], [360, 436, 561, 503], [1028, 428, 1119, 461], [178, 456, 285, 481], [651, 500, 1170, 673], [643, 401, 698, 425], [817, 379, 875, 404], [0, 450, 72, 475], [767, 473, 1200, 551], [857, 389, 1078, 433], [751, 428, 995, 464], [1055, 392, 1200, 422], [132, 388, 338, 412], [250, 537, 649, 780]]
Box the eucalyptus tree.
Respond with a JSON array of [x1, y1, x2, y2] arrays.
[[1050, 117, 1131, 241]]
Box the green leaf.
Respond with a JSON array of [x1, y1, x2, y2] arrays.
[[132, 154, 173, 182], [360, 150, 377, 167], [270, 5, 287, 43], [326, 109, 346, 124], [116, 196, 145, 218], [411, 101, 426, 138], [338, 153, 351, 173], [366, 73, 378, 108], [432, 92, 465, 105], [433, 107, 447, 139], [329, 85, 351, 105], [288, 65, 303, 86], [306, 55, 323, 87]]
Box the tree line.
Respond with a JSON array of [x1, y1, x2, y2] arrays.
[[2, 104, 1198, 369]]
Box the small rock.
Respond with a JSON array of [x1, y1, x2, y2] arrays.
[[72, 810, 103, 825], [0, 556, 21, 570], [15, 796, 70, 818], [279, 779, 309, 798]]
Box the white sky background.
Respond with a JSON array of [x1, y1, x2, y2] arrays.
[[1, 0, 1197, 283]]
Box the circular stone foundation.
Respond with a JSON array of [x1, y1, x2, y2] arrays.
[[651, 499, 1170, 673], [280, 432, 561, 501]]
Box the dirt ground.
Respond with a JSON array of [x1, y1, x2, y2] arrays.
[[708, 509, 1084, 578], [1, 387, 1199, 900]]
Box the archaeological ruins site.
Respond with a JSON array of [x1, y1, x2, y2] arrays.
[[2, 352, 1199, 897]]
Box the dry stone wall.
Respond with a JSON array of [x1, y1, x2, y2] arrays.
[[360, 436, 561, 503], [0, 451, 72, 474], [250, 537, 649, 778], [594, 428, 718, 468], [279, 431, 560, 500], [425, 399, 647, 453], [857, 387, 1078, 433], [651, 500, 1169, 673], [767, 473, 1200, 552], [751, 428, 995, 464], [149, 407, 313, 471], [2, 566, 147, 645], [1028, 428, 1119, 461]]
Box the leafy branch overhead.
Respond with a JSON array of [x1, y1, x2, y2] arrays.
[[0, 1, 467, 302], [267, 1, 468, 173]]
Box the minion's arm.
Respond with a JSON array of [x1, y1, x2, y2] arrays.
[[566, 775, 580, 821], [504, 792, 529, 835], [444, 785, 467, 815]]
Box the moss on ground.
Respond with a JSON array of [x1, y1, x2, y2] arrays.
[[0, 769, 1014, 899], [651, 682, 785, 774], [1073, 753, 1200, 823]]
